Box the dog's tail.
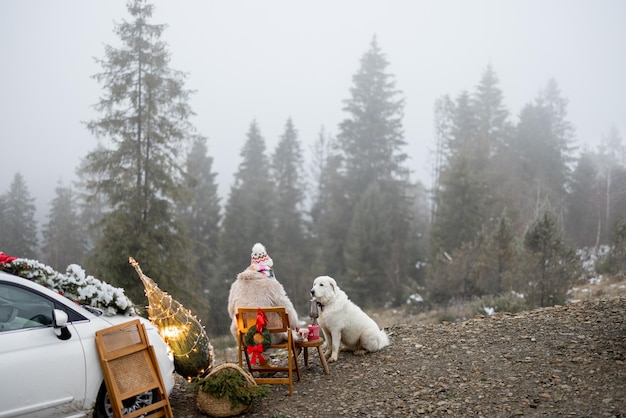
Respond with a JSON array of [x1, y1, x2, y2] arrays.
[[378, 329, 390, 349]]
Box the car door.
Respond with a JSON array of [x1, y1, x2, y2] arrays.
[[0, 283, 87, 418]]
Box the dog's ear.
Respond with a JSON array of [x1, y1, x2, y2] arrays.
[[329, 277, 336, 292]]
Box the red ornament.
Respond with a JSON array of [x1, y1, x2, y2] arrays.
[[256, 308, 267, 332], [0, 253, 17, 265], [247, 344, 265, 365]]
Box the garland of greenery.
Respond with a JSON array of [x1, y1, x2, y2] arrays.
[[0, 253, 136, 316], [244, 325, 271, 351]]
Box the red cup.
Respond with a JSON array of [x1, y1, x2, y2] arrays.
[[307, 324, 320, 340]]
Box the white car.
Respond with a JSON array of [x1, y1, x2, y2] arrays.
[[0, 271, 175, 418]]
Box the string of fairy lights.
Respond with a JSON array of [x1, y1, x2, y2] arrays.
[[130, 257, 214, 379]]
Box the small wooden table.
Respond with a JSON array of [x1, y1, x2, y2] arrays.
[[296, 338, 329, 375]]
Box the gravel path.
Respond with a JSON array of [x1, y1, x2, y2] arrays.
[[170, 296, 626, 417]]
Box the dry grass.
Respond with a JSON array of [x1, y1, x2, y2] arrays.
[[368, 275, 626, 329], [567, 275, 626, 302]]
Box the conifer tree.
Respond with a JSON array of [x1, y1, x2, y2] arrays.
[[510, 79, 574, 226], [220, 121, 275, 269], [431, 66, 511, 257], [309, 137, 350, 277], [75, 150, 108, 255], [177, 137, 221, 330], [471, 64, 512, 223], [270, 118, 308, 311], [430, 90, 488, 255], [0, 173, 38, 258], [596, 127, 626, 244], [522, 208, 580, 307], [538, 78, 576, 157], [80, 0, 195, 304], [565, 151, 600, 247], [609, 217, 626, 275], [216, 121, 275, 334], [486, 212, 517, 294], [472, 64, 510, 158], [42, 181, 86, 271], [331, 36, 414, 307], [308, 126, 333, 214], [338, 36, 409, 196]]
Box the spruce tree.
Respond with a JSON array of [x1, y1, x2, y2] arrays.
[[472, 64, 510, 158], [42, 181, 86, 271], [486, 212, 517, 294], [432, 66, 512, 253], [430, 143, 485, 255], [80, 0, 195, 305], [472, 64, 512, 224], [0, 173, 38, 258], [338, 36, 408, 196], [75, 149, 108, 255], [309, 139, 351, 277], [177, 136, 221, 330], [565, 151, 601, 247], [430, 66, 512, 299], [308, 126, 333, 214], [220, 121, 275, 271], [333, 36, 413, 307], [596, 127, 626, 245], [270, 118, 308, 312], [522, 208, 580, 307], [510, 79, 574, 226], [216, 121, 275, 335], [430, 90, 488, 256]]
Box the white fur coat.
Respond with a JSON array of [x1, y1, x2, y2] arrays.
[[227, 269, 300, 343]]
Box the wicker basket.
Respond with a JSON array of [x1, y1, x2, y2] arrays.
[[195, 363, 256, 417]]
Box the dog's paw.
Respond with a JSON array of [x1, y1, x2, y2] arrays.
[[353, 349, 366, 356], [328, 355, 338, 363]]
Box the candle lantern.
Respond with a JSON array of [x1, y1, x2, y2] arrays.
[[308, 299, 320, 340], [309, 299, 319, 324]]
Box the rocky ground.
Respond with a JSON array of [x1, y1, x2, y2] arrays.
[[169, 296, 625, 417]]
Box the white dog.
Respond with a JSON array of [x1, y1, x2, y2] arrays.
[[310, 275, 389, 362]]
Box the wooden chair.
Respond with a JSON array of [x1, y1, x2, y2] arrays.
[[236, 307, 300, 395], [95, 319, 173, 418]]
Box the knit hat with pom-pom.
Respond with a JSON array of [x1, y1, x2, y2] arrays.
[[248, 243, 275, 279]]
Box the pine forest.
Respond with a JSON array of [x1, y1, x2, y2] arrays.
[[1, 0, 625, 337]]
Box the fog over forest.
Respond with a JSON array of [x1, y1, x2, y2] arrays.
[[1, 1, 624, 224], [2, 0, 626, 339]]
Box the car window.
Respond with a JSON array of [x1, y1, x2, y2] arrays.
[[0, 283, 55, 332]]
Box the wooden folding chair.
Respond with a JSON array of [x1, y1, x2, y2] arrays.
[[236, 307, 300, 396], [95, 319, 173, 418]]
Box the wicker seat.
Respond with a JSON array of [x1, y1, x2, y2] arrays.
[[236, 307, 300, 395]]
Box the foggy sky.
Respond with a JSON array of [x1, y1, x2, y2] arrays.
[[1, 0, 625, 224]]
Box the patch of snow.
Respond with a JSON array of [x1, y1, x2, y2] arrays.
[[406, 293, 424, 304], [589, 276, 602, 285], [577, 246, 611, 273], [415, 261, 428, 269]]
